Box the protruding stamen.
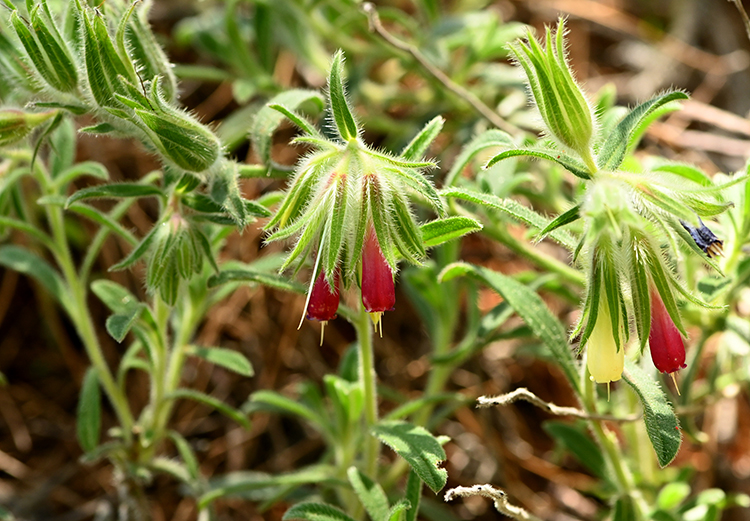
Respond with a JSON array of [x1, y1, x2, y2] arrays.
[[670, 372, 681, 396]]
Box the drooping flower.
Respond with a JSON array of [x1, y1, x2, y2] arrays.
[[304, 268, 340, 346], [586, 297, 624, 386], [648, 286, 686, 379], [265, 51, 446, 334], [361, 226, 395, 333], [306, 269, 340, 322]]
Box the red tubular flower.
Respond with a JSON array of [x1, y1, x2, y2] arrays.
[[361, 226, 395, 330], [649, 287, 686, 376], [306, 269, 340, 322]]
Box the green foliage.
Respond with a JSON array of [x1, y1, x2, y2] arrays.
[[77, 367, 102, 453], [0, 3, 745, 521], [372, 421, 448, 494], [622, 360, 682, 467]]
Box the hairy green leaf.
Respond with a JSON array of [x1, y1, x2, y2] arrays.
[[401, 116, 444, 161], [66, 183, 164, 207], [441, 187, 577, 250], [420, 216, 482, 247], [372, 421, 447, 494], [347, 467, 389, 521], [284, 502, 357, 521], [597, 91, 689, 171], [622, 360, 681, 467], [0, 245, 69, 313], [486, 148, 592, 180], [328, 50, 358, 141]]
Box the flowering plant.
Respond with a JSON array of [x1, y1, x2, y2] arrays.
[[487, 19, 741, 389]]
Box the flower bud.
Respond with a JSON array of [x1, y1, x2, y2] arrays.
[[586, 297, 624, 384], [0, 109, 57, 146], [648, 287, 686, 375], [509, 19, 596, 171], [306, 269, 340, 322], [146, 213, 204, 305], [135, 108, 220, 172], [361, 226, 395, 329]]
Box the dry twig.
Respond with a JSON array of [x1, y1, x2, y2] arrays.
[[477, 387, 641, 422], [361, 3, 518, 135], [445, 484, 542, 521]]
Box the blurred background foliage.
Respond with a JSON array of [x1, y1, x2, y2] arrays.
[[2, 0, 750, 520]]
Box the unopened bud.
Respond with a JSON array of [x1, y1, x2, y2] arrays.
[[0, 109, 57, 146], [135, 109, 220, 172]]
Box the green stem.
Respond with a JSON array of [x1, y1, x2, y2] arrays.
[[146, 295, 197, 459], [44, 181, 135, 439], [482, 222, 585, 287], [581, 365, 647, 518], [355, 304, 379, 479]]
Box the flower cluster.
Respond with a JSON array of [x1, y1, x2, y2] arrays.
[[265, 51, 445, 334], [496, 19, 739, 389]]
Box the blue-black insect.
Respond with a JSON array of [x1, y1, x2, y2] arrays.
[[680, 219, 723, 258]]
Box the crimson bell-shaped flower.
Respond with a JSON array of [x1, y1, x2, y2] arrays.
[[649, 287, 686, 391], [306, 269, 340, 322], [304, 268, 340, 346], [362, 226, 395, 333]]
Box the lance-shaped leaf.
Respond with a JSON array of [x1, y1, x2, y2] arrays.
[[77, 367, 101, 453], [0, 245, 70, 314], [535, 204, 580, 243], [597, 91, 689, 171], [284, 502, 357, 521], [328, 50, 358, 141], [207, 266, 306, 293], [30, 4, 77, 92], [66, 183, 164, 207], [629, 241, 651, 354], [401, 116, 444, 161], [486, 147, 592, 180], [391, 191, 426, 263], [322, 172, 349, 275], [10, 11, 66, 92], [199, 465, 340, 509], [167, 388, 249, 428], [119, 3, 177, 101], [386, 166, 445, 217], [441, 187, 577, 250], [622, 359, 681, 467], [420, 216, 482, 247], [347, 467, 389, 521], [186, 345, 254, 377]]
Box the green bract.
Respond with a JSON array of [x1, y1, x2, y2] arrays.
[[508, 18, 596, 172], [265, 50, 446, 288]]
